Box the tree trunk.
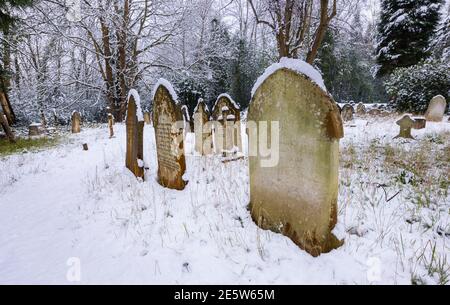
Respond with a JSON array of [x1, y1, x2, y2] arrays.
[[0, 112, 15, 143]]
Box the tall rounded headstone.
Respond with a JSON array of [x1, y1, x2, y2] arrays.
[[71, 111, 81, 133], [152, 79, 187, 190], [248, 59, 344, 257], [211, 94, 242, 155], [425, 95, 447, 122], [341, 104, 354, 121], [126, 90, 145, 179], [194, 98, 213, 155]]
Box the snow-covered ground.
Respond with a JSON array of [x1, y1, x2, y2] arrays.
[[0, 116, 449, 284]]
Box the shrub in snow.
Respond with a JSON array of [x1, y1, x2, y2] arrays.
[[384, 60, 450, 113]]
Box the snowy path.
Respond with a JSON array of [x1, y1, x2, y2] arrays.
[[0, 119, 449, 284]]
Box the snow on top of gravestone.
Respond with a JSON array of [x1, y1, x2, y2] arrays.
[[151, 78, 180, 105], [127, 89, 144, 122], [213, 93, 240, 111], [251, 57, 328, 97], [194, 98, 209, 113], [181, 105, 190, 121]]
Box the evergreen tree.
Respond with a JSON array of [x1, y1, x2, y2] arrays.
[[0, 0, 34, 31], [376, 0, 443, 77]]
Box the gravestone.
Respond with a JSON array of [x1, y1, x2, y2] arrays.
[[194, 98, 213, 155], [425, 95, 447, 122], [395, 115, 416, 139], [356, 103, 366, 115], [341, 104, 354, 121], [71, 111, 81, 133], [152, 79, 187, 190], [29, 123, 44, 137], [125, 90, 145, 179], [108, 113, 115, 138], [413, 118, 426, 130], [144, 112, 151, 125], [368, 108, 381, 116], [248, 60, 344, 257], [211, 94, 242, 155], [181, 105, 193, 135]]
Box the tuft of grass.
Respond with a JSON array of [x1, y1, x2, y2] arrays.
[[0, 136, 59, 156]]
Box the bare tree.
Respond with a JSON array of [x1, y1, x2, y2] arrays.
[[248, 0, 337, 62]]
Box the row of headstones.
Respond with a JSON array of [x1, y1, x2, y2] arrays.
[[340, 103, 394, 121], [125, 81, 243, 190], [124, 67, 344, 257]]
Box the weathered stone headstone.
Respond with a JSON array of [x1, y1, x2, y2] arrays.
[[194, 98, 213, 155], [356, 102, 366, 115], [395, 115, 415, 139], [368, 108, 381, 116], [125, 90, 145, 179], [248, 60, 344, 257], [152, 79, 187, 190], [211, 94, 242, 155], [341, 104, 354, 121], [28, 123, 44, 137], [144, 112, 151, 125], [425, 95, 447, 122], [71, 111, 81, 133], [413, 118, 426, 130], [108, 113, 115, 138]]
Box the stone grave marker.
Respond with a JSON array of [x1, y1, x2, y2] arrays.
[[125, 90, 145, 179], [395, 115, 416, 139], [211, 94, 242, 155], [144, 112, 151, 125], [248, 59, 344, 257], [341, 104, 354, 121], [193, 98, 213, 155], [425, 95, 447, 122], [71, 111, 81, 133], [152, 79, 187, 190], [356, 103, 366, 116]]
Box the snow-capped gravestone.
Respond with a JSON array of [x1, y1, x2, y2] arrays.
[[248, 58, 344, 257], [181, 105, 193, 134], [71, 111, 81, 133], [341, 104, 354, 121], [211, 94, 242, 155], [194, 98, 213, 155], [425, 95, 447, 122], [125, 90, 145, 179], [152, 79, 187, 190], [356, 103, 366, 116]]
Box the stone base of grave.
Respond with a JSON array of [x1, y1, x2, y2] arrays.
[[250, 201, 344, 257], [157, 169, 186, 190]]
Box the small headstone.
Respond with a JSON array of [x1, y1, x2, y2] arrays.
[[248, 61, 344, 257], [413, 118, 426, 130], [425, 95, 447, 122], [28, 123, 44, 137], [152, 79, 186, 190], [181, 105, 192, 134], [193, 98, 213, 155], [341, 104, 354, 121], [83, 143, 89, 151], [211, 94, 242, 155], [368, 108, 381, 116], [125, 90, 145, 179], [143, 112, 151, 125], [395, 115, 415, 139], [108, 113, 115, 138], [71, 111, 81, 133], [356, 103, 366, 115]]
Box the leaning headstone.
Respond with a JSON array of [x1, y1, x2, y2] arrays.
[[152, 79, 187, 190], [28, 123, 44, 137], [71, 111, 81, 133], [395, 115, 416, 139], [125, 90, 145, 179], [425, 95, 447, 122], [144, 112, 151, 125], [248, 59, 344, 257], [356, 103, 366, 116], [341, 104, 354, 121], [211, 94, 242, 155], [193, 98, 213, 155]]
